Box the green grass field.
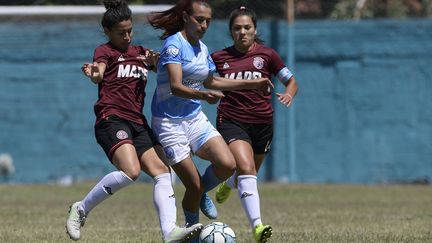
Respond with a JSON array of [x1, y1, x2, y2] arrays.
[[0, 183, 431, 242]]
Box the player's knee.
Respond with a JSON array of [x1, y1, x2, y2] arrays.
[[123, 168, 140, 181], [153, 160, 170, 173], [188, 180, 204, 195], [237, 164, 256, 175], [143, 160, 170, 178], [221, 158, 236, 173], [215, 153, 236, 170], [213, 162, 236, 180]]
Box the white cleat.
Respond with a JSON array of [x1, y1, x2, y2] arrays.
[[66, 201, 86, 241], [164, 223, 203, 243]]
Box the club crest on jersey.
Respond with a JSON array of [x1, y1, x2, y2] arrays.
[[116, 130, 128, 140], [253, 57, 265, 69], [223, 62, 230, 69]]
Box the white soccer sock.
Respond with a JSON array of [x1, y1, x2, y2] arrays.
[[79, 171, 134, 214], [226, 171, 237, 189], [237, 175, 262, 228], [153, 173, 176, 239]]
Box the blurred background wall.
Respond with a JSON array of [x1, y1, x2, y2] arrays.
[[1, 1, 432, 184]]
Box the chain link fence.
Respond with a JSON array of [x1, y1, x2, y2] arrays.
[[1, 0, 432, 19]]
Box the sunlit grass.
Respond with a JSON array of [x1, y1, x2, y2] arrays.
[[0, 183, 431, 242]]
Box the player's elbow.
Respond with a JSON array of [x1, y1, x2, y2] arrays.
[[90, 77, 102, 84], [170, 85, 183, 96], [203, 81, 213, 89], [203, 78, 218, 90]]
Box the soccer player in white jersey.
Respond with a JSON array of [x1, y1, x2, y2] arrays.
[[147, 0, 273, 236], [212, 6, 299, 243]]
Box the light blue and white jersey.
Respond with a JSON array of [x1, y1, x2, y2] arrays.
[[151, 32, 216, 119]]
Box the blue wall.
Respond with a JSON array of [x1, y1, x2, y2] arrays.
[[1, 19, 431, 183]]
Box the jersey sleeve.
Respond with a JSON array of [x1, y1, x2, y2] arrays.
[[207, 53, 216, 75], [270, 49, 293, 84], [159, 37, 182, 66], [93, 45, 110, 65]]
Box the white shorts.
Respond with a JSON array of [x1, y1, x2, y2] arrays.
[[152, 111, 221, 166]]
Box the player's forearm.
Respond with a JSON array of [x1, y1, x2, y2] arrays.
[[90, 75, 103, 84], [89, 62, 105, 84], [284, 76, 298, 97], [170, 83, 207, 100], [205, 76, 249, 91]]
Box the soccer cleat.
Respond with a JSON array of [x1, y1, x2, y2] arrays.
[[200, 193, 217, 219], [164, 223, 203, 243], [253, 224, 273, 243], [215, 181, 232, 204], [66, 201, 86, 241]]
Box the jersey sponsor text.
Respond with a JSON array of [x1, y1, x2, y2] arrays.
[[224, 71, 262, 80], [117, 64, 148, 79]]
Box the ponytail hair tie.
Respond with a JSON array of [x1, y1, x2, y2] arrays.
[[239, 6, 246, 10]]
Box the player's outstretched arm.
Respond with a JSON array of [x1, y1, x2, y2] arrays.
[[167, 63, 225, 104], [204, 75, 273, 92], [81, 62, 106, 84]]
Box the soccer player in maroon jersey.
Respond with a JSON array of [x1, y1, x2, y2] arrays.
[[65, 1, 203, 242], [212, 6, 299, 243]]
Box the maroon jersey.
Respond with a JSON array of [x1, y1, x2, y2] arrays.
[[211, 43, 291, 124], [93, 43, 151, 125]]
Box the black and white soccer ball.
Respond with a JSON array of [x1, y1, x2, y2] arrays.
[[199, 222, 236, 243]]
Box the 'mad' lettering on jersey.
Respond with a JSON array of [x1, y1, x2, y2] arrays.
[[117, 64, 148, 79], [224, 71, 262, 80]]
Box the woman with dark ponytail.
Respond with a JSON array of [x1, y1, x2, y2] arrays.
[[65, 1, 203, 242], [212, 6, 298, 243], [147, 0, 273, 235]]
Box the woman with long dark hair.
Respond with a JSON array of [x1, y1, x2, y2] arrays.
[[65, 1, 202, 242], [147, 0, 272, 232], [212, 6, 298, 243]]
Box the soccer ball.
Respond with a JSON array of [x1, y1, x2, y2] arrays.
[[199, 222, 236, 243]]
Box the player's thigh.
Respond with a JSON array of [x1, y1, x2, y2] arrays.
[[139, 146, 169, 178], [251, 123, 273, 154], [216, 116, 252, 147], [111, 143, 141, 180], [250, 123, 272, 172], [254, 154, 266, 172], [229, 140, 257, 175], [95, 116, 141, 179], [133, 122, 169, 177], [152, 116, 191, 166], [217, 117, 255, 173], [196, 136, 235, 171], [95, 115, 134, 160]]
